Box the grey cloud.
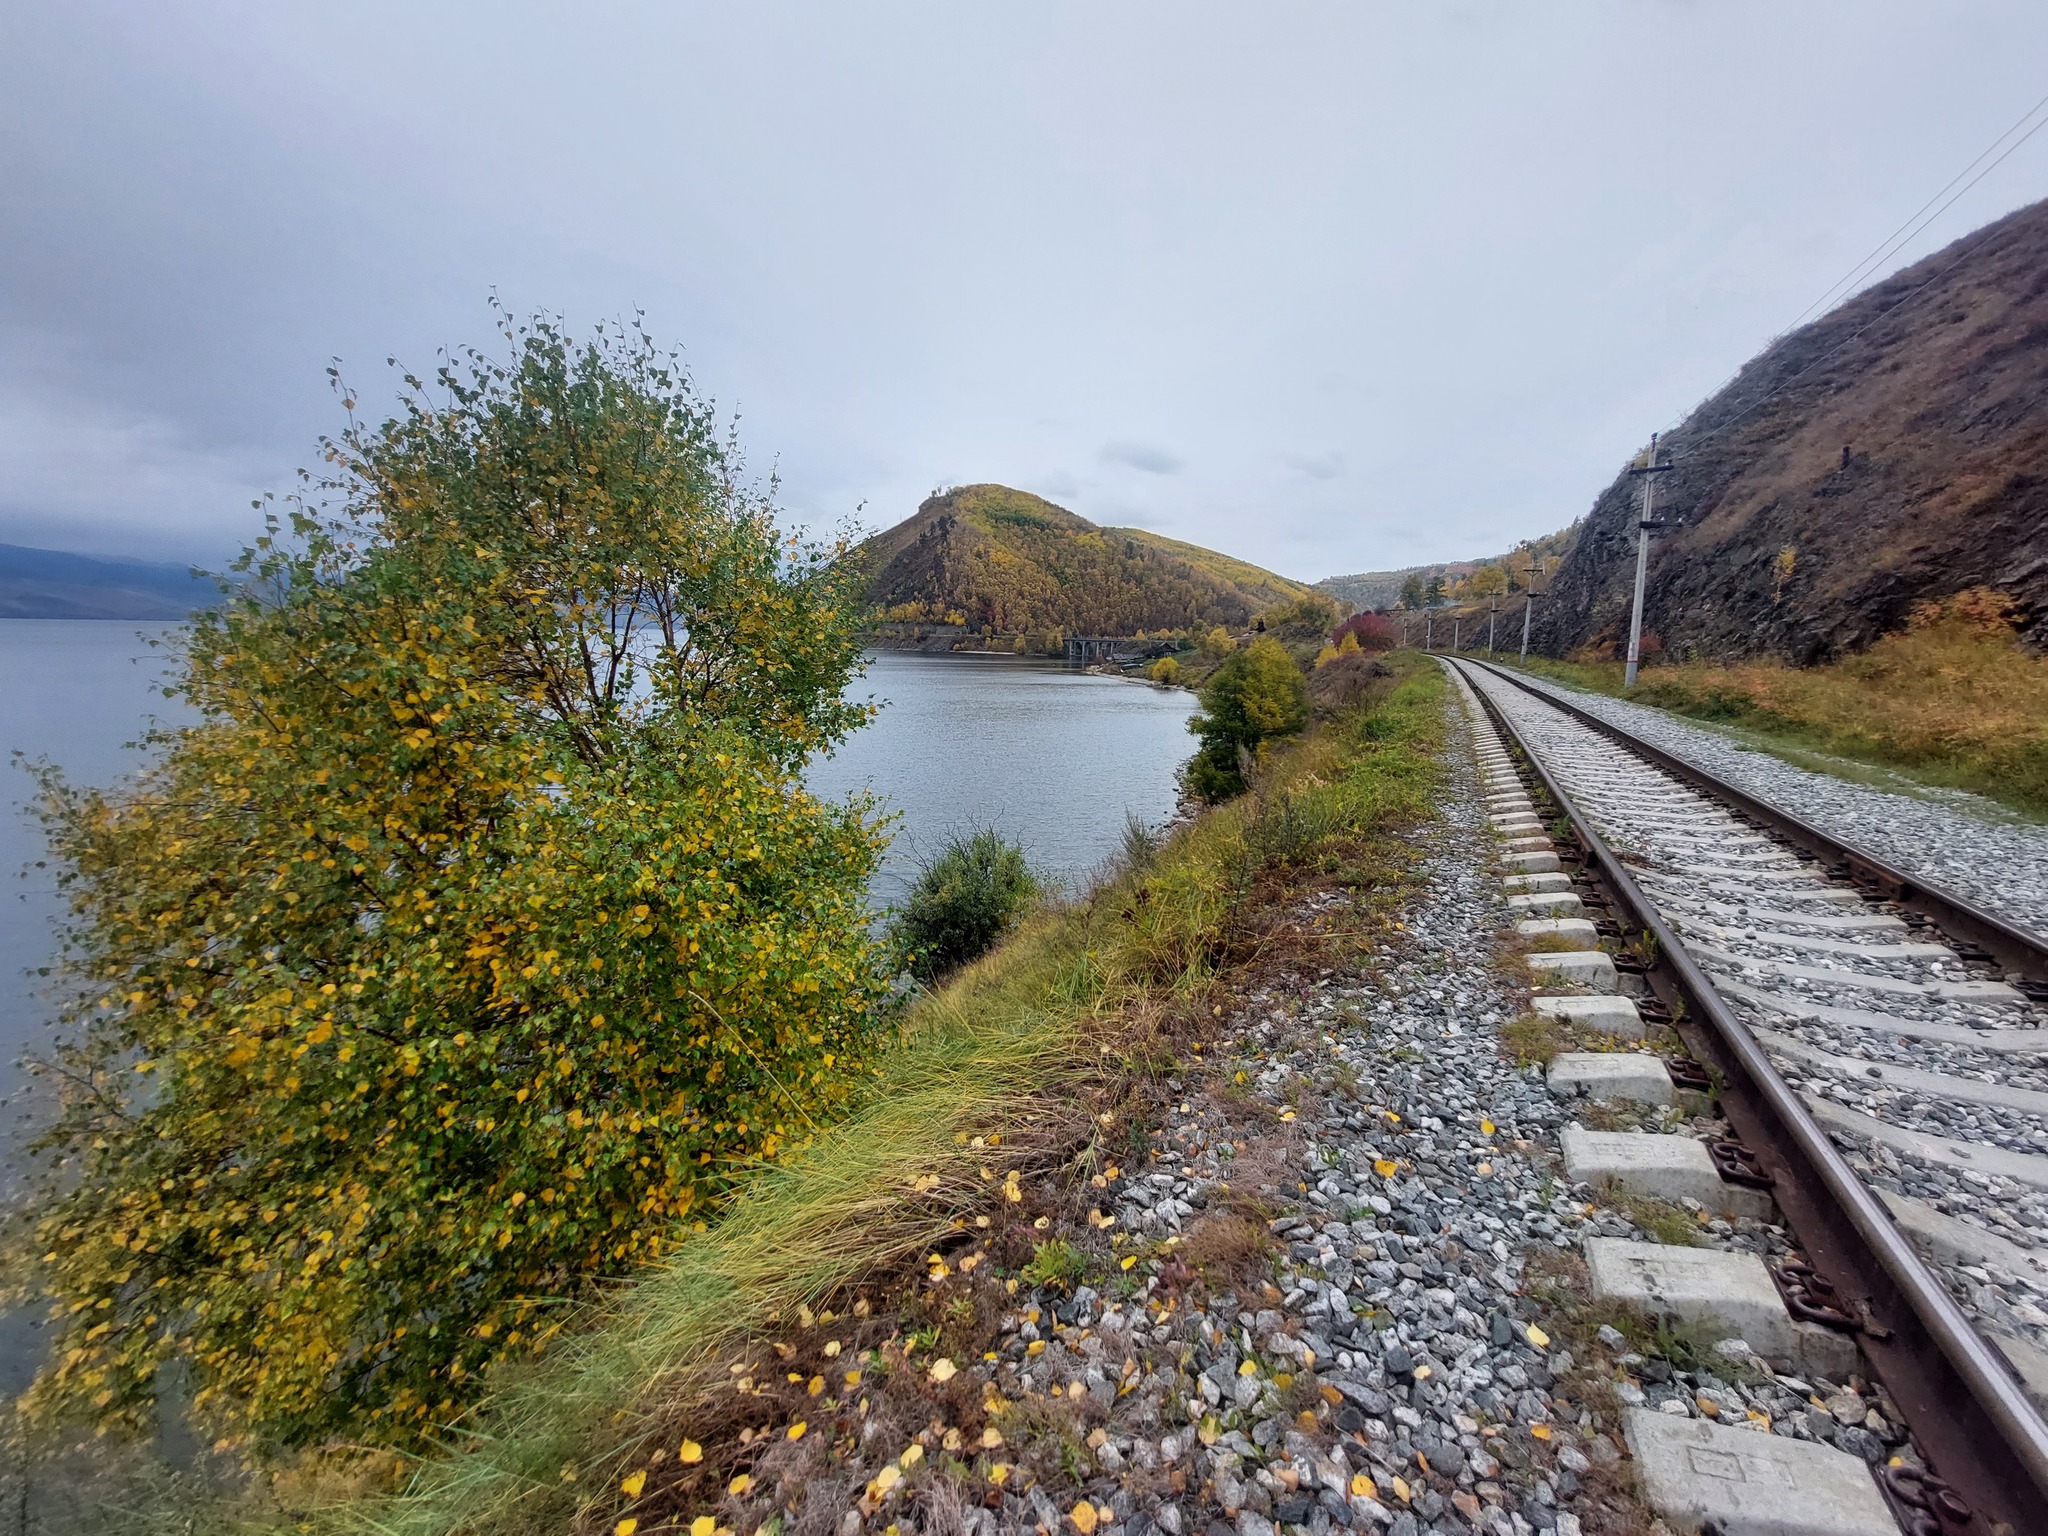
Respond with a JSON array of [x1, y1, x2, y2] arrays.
[[1099, 441, 1184, 476]]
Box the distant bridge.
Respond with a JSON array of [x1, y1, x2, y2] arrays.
[[1064, 635, 1178, 664]]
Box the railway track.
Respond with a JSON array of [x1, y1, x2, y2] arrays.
[[1440, 655, 2048, 1536]]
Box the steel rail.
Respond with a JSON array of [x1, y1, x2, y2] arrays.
[[1445, 656, 2048, 1535], [1458, 654, 2048, 988]]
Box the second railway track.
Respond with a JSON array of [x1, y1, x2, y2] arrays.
[[1441, 654, 2048, 1536]]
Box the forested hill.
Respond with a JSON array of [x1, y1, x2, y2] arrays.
[[1534, 195, 2048, 665], [1317, 521, 1580, 612], [859, 484, 1315, 634]]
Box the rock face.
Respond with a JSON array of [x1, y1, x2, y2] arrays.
[[1534, 196, 2048, 664]]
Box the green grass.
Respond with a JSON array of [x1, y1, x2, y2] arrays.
[[137, 655, 1452, 1536]]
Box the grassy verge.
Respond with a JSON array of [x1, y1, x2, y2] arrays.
[[150, 655, 1451, 1536], [1507, 590, 2048, 818]]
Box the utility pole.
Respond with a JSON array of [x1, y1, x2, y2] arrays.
[[1487, 598, 1498, 654], [1624, 433, 1676, 688], [1452, 618, 1460, 652], [1519, 553, 1547, 664], [1425, 612, 1433, 650]]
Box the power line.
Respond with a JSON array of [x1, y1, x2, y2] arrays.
[[1658, 86, 2048, 459], [1782, 89, 2048, 336]]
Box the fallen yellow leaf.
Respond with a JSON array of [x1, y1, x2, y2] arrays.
[[1349, 1473, 1377, 1499], [690, 1520, 716, 1536], [1121, 1255, 1137, 1270], [788, 1421, 807, 1440], [621, 1470, 646, 1498], [1531, 1423, 1552, 1440], [1374, 1159, 1398, 1179], [1070, 1501, 1099, 1535], [728, 1473, 752, 1496], [1278, 1109, 1296, 1123], [1525, 1323, 1550, 1349], [615, 1523, 637, 1536], [679, 1439, 703, 1464], [1393, 1475, 1412, 1503], [981, 1426, 1005, 1449], [929, 1357, 957, 1383], [1027, 1339, 1046, 1356], [1237, 1359, 1259, 1376], [1481, 1118, 1495, 1135], [871, 1465, 902, 1495], [989, 1463, 1011, 1485], [900, 1444, 926, 1468]]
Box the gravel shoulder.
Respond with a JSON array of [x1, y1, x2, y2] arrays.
[[1496, 666, 2048, 945]]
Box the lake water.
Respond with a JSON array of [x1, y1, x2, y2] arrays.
[[0, 626, 1196, 1174], [810, 650, 1200, 905]]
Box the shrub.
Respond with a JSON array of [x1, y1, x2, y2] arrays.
[[1333, 611, 1398, 652], [892, 830, 1041, 981], [1185, 635, 1310, 800], [20, 313, 891, 1451], [1199, 625, 1237, 658], [1148, 655, 1181, 685]]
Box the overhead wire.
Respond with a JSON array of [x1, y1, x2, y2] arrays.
[[1781, 88, 2048, 336], [1653, 87, 2048, 462]]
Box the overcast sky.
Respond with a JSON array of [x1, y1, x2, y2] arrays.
[[4, 3, 2046, 580]]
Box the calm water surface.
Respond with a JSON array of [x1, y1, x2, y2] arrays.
[[810, 650, 1199, 905]]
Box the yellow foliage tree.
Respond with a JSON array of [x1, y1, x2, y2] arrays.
[[20, 312, 891, 1450]]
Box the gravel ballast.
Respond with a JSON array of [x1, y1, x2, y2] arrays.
[[1489, 665, 2048, 945]]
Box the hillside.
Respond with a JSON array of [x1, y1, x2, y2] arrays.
[[1318, 520, 1580, 612], [0, 542, 219, 619], [859, 484, 1314, 635], [1533, 196, 2048, 664]]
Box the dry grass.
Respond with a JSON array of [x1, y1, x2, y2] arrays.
[[1528, 589, 2048, 814]]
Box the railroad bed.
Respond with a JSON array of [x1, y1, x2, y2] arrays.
[[1442, 656, 2048, 1536]]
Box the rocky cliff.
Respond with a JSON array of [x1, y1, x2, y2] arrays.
[[1533, 197, 2048, 663]]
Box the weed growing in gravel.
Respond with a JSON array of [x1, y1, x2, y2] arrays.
[[1021, 1238, 1086, 1293], [1501, 1010, 1571, 1066], [1594, 1180, 1702, 1246]]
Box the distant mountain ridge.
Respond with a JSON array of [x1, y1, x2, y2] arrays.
[[1317, 522, 1580, 611], [859, 485, 1315, 635], [0, 543, 219, 619]]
